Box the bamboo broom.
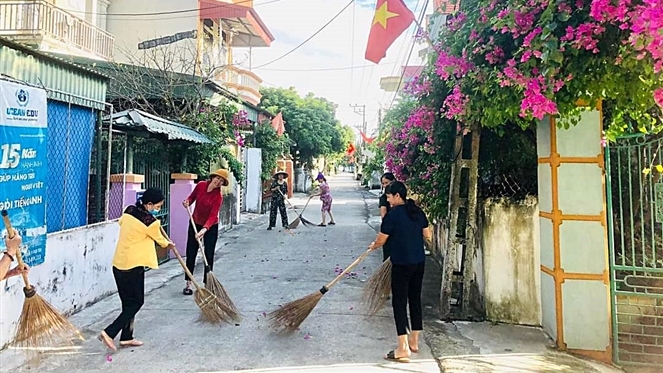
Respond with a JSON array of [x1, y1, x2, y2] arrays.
[[291, 196, 314, 229], [278, 189, 314, 228], [184, 207, 240, 322], [160, 227, 231, 325], [361, 258, 392, 316], [267, 249, 372, 333], [1, 210, 83, 349]]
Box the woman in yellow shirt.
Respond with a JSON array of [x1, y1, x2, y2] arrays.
[[98, 187, 173, 351]]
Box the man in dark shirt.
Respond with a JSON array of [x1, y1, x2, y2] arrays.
[[378, 172, 396, 261]]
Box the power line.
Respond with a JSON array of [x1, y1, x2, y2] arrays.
[[388, 0, 430, 110], [251, 0, 355, 69], [61, 0, 279, 18], [256, 62, 396, 72]]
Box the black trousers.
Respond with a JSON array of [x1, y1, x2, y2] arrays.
[[184, 223, 219, 284], [104, 266, 145, 341], [391, 262, 425, 336], [269, 200, 288, 228]]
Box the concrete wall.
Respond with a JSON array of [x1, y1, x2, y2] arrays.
[[0, 221, 119, 349], [107, 0, 198, 64], [430, 197, 542, 326], [481, 197, 541, 326], [245, 148, 262, 213]]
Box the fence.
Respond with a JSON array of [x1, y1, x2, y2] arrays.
[[87, 106, 126, 225], [478, 127, 538, 199], [46, 100, 97, 233]]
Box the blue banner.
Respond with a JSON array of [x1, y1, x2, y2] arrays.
[[0, 79, 48, 267]]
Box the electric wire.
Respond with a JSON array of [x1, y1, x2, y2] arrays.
[[251, 0, 355, 69]]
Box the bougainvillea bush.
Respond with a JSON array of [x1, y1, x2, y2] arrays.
[[431, 0, 662, 138]]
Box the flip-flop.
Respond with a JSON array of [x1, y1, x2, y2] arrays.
[[328, 222, 336, 225], [120, 339, 144, 348], [98, 331, 117, 351], [384, 350, 410, 363]]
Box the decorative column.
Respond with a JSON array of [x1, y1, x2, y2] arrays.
[[170, 173, 198, 258], [108, 174, 144, 220], [537, 102, 612, 363]]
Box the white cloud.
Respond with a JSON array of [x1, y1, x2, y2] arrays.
[[240, 0, 429, 137]]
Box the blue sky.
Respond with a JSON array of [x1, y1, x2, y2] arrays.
[[245, 0, 430, 135]]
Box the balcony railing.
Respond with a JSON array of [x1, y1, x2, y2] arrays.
[[0, 1, 114, 60], [219, 66, 262, 105]]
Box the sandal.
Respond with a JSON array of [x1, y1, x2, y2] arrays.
[[98, 331, 117, 351], [384, 350, 410, 363], [318, 223, 326, 227], [120, 339, 144, 348], [183, 287, 193, 296], [328, 221, 336, 225]]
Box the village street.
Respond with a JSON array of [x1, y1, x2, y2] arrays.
[[0, 173, 624, 373]]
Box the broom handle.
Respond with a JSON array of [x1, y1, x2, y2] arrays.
[[325, 250, 372, 289], [184, 207, 211, 267], [159, 227, 203, 292], [1, 211, 30, 287]]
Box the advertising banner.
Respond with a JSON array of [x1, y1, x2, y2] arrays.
[[0, 79, 48, 267]]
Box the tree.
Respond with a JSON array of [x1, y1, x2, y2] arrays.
[[97, 43, 244, 180], [259, 87, 347, 166], [247, 121, 291, 182]]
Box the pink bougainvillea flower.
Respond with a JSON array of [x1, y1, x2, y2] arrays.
[[654, 88, 663, 108]]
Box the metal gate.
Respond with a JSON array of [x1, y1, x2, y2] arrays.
[[606, 133, 663, 368], [133, 138, 171, 265]]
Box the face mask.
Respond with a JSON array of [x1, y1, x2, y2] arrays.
[[150, 209, 159, 216]]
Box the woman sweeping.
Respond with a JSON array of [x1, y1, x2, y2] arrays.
[[181, 169, 229, 295], [367, 181, 432, 363], [310, 172, 336, 227], [267, 170, 289, 230], [99, 187, 173, 351], [379, 172, 397, 261]]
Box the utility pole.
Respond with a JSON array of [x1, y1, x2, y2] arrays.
[[350, 104, 366, 145]]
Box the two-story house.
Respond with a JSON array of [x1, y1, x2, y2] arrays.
[[0, 0, 273, 105]]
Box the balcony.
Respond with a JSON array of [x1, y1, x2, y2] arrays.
[[0, 0, 114, 61], [217, 66, 262, 105]]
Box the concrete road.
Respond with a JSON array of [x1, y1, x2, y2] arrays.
[[1, 173, 440, 373]]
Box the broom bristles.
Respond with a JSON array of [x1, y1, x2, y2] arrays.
[[205, 273, 241, 322], [288, 217, 301, 229], [12, 292, 83, 349], [361, 259, 392, 317], [267, 291, 323, 333], [194, 288, 233, 325]]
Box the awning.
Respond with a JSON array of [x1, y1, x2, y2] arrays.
[[109, 109, 212, 144], [199, 1, 274, 47]]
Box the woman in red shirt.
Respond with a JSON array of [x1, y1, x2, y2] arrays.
[[181, 168, 229, 295]]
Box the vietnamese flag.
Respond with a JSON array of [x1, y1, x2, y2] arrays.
[[365, 0, 416, 64], [346, 142, 356, 156]]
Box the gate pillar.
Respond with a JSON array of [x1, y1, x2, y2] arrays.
[[537, 102, 612, 363]]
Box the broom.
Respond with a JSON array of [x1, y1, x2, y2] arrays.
[[361, 258, 392, 316], [277, 189, 314, 228], [184, 207, 240, 322], [288, 197, 313, 229], [160, 227, 231, 325], [1, 210, 83, 349], [267, 249, 372, 333]]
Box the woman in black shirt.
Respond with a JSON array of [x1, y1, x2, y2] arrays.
[[378, 172, 396, 262], [368, 181, 432, 363]]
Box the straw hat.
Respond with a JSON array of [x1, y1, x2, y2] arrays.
[[209, 168, 230, 186], [273, 170, 289, 179]]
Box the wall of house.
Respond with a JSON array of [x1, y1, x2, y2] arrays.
[[0, 221, 119, 349], [107, 0, 198, 64], [481, 197, 541, 326], [430, 197, 541, 326]]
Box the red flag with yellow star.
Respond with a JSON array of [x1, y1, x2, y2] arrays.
[[365, 0, 415, 64]]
